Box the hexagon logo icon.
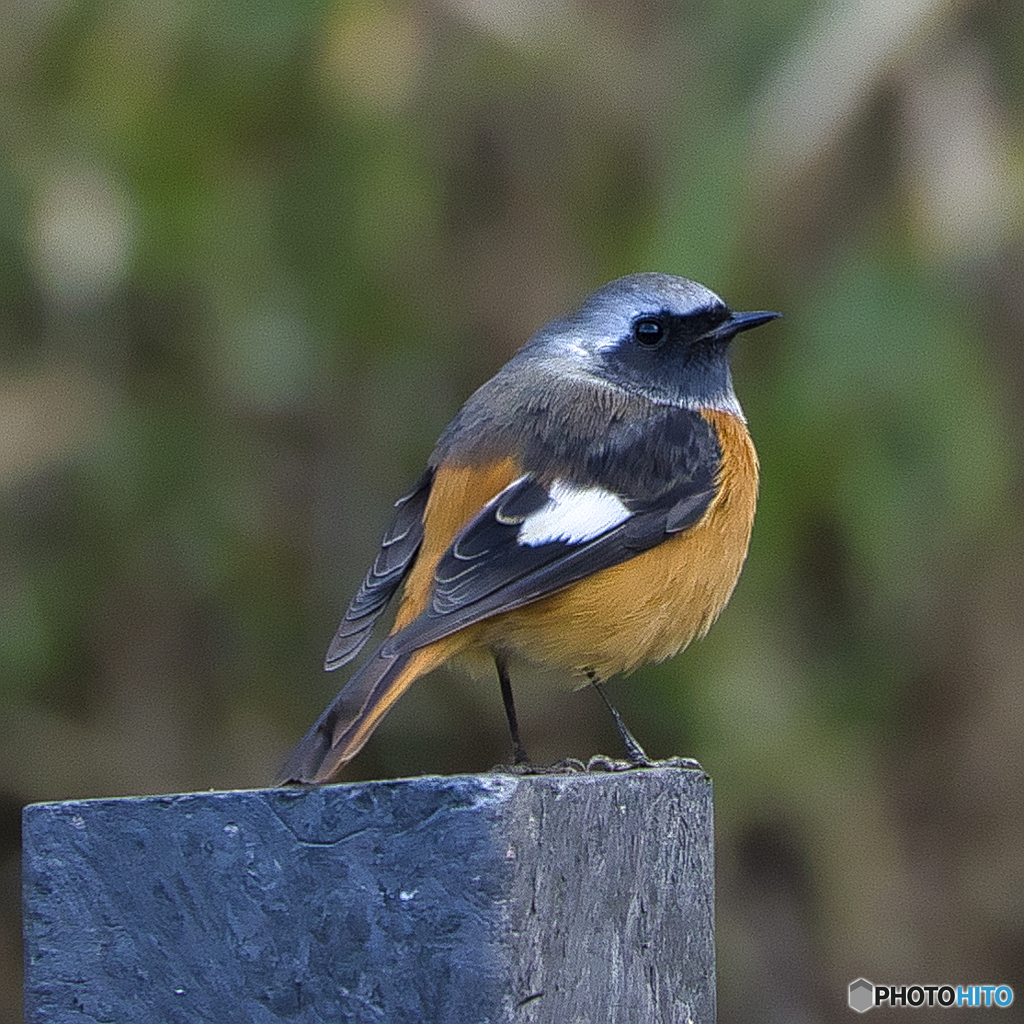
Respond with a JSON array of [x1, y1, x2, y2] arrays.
[[849, 978, 874, 1013]]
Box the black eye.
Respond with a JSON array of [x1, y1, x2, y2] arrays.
[[634, 317, 665, 346]]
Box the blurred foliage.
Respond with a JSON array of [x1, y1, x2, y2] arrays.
[[3, 0, 1024, 1021]]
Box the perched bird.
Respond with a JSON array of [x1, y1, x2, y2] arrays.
[[278, 273, 779, 784]]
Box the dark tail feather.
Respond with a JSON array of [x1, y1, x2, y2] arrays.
[[275, 647, 417, 785]]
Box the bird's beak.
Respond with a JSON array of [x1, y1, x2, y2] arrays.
[[716, 309, 781, 341]]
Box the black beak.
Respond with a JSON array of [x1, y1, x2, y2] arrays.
[[714, 309, 781, 341], [732, 309, 781, 330], [724, 307, 778, 335]]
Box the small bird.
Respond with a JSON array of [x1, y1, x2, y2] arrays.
[[278, 273, 779, 784]]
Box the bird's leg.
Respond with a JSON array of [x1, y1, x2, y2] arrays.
[[495, 655, 530, 765], [592, 678, 653, 766]]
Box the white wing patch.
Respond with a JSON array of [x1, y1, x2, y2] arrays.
[[517, 480, 631, 547]]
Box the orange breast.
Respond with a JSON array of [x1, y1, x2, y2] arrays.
[[477, 409, 759, 680]]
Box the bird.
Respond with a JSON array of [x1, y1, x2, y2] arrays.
[[277, 273, 779, 784]]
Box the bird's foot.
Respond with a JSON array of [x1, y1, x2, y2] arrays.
[[488, 754, 704, 775]]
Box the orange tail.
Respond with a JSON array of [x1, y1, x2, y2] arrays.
[[275, 639, 459, 784]]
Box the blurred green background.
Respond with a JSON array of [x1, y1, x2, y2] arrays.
[[3, 0, 1023, 1019]]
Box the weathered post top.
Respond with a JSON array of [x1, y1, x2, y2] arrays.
[[23, 763, 714, 1023]]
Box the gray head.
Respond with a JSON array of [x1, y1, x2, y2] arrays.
[[521, 273, 779, 416]]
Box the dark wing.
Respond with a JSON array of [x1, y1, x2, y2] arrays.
[[324, 470, 433, 670], [383, 407, 721, 657]]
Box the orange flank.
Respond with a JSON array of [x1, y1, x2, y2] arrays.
[[391, 457, 522, 632]]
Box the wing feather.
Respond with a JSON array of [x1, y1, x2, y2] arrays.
[[324, 470, 433, 670]]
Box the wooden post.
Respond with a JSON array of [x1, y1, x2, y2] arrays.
[[23, 764, 715, 1023]]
